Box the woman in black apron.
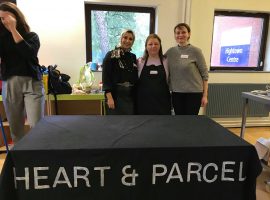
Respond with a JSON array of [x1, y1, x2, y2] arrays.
[[137, 34, 171, 115]]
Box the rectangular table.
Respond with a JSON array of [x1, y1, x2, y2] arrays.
[[0, 115, 262, 200], [240, 92, 270, 138]]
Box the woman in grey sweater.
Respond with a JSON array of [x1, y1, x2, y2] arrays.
[[166, 23, 209, 115]]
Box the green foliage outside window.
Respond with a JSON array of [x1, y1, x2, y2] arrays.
[[91, 10, 150, 64]]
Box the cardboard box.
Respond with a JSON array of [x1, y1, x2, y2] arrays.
[[255, 137, 270, 165]]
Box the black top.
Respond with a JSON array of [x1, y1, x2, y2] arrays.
[[102, 47, 138, 94], [0, 32, 42, 81]]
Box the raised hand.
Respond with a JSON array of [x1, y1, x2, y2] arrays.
[[2, 13, 17, 32]]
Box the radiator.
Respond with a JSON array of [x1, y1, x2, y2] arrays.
[[206, 83, 269, 118]]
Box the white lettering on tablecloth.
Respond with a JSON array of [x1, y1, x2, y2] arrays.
[[74, 166, 90, 187], [13, 167, 30, 190], [34, 167, 49, 189], [94, 166, 111, 187], [152, 161, 246, 184], [53, 167, 72, 188], [13, 161, 246, 190], [121, 165, 139, 186], [203, 163, 218, 183]]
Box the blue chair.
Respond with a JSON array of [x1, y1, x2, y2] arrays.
[[0, 114, 9, 153]]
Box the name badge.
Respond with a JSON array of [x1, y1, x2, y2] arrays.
[[150, 70, 158, 75], [181, 54, 189, 59]]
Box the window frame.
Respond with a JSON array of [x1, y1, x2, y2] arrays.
[[210, 11, 269, 71], [84, 3, 156, 63]]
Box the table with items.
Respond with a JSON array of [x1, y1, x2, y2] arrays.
[[47, 93, 105, 115], [240, 91, 270, 192], [240, 92, 270, 138]]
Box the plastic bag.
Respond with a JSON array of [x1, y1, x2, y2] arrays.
[[75, 65, 95, 93]]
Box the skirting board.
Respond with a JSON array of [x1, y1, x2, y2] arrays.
[[212, 117, 270, 127]]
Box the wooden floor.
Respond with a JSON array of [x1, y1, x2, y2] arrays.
[[0, 126, 270, 199], [228, 127, 270, 145]]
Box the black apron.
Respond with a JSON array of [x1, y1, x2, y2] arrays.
[[106, 85, 135, 115], [137, 59, 171, 115]]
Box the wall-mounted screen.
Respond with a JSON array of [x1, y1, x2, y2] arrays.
[[210, 11, 269, 71]]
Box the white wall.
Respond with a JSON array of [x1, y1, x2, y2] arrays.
[[17, 0, 184, 85], [16, 0, 270, 85]]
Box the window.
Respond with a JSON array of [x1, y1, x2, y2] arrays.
[[85, 3, 155, 70], [210, 11, 269, 71]]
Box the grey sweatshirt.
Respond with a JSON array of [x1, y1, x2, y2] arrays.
[[166, 44, 209, 93]]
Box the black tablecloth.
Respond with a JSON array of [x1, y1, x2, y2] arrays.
[[0, 115, 262, 200]]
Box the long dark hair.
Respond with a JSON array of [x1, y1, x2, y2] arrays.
[[0, 2, 30, 35], [142, 33, 164, 60]]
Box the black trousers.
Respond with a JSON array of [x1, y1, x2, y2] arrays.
[[172, 92, 202, 115]]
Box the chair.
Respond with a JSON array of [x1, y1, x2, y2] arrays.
[[0, 114, 9, 153]]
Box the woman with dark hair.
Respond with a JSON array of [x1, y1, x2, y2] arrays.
[[0, 2, 44, 143], [102, 29, 138, 115], [136, 34, 171, 115], [166, 23, 209, 115]]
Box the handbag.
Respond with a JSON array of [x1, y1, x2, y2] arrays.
[[47, 65, 72, 114]]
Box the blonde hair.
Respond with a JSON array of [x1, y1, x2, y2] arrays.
[[120, 29, 135, 43]]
